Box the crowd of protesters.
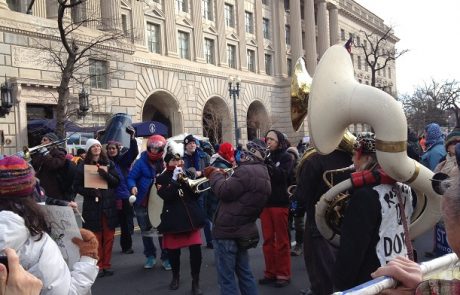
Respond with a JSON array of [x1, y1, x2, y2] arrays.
[[2, 121, 459, 295]]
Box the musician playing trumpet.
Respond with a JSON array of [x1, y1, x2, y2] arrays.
[[156, 151, 206, 295], [333, 133, 414, 291], [31, 132, 78, 209]]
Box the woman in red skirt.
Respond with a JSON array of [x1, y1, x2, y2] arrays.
[[156, 150, 207, 295]]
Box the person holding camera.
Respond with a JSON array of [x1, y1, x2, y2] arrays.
[[206, 140, 271, 295]]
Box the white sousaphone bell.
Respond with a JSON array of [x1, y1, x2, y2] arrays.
[[310, 44, 441, 246]]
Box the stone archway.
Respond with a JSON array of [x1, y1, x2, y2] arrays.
[[246, 101, 269, 141], [142, 90, 182, 137], [202, 97, 231, 145]]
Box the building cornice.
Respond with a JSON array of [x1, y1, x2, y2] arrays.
[[338, 0, 400, 43]]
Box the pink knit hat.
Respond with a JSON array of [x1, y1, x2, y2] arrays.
[[0, 156, 36, 197]]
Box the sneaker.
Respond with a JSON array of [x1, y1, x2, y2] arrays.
[[103, 269, 114, 276], [162, 259, 172, 271], [144, 256, 156, 269], [122, 249, 134, 254], [291, 244, 303, 256], [206, 242, 214, 249]]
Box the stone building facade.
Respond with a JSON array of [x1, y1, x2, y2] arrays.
[[0, 0, 397, 155]]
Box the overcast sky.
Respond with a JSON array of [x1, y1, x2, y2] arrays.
[[354, 0, 460, 95]]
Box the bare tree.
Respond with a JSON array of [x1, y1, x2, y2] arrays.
[[400, 79, 460, 134], [355, 26, 408, 88], [202, 107, 224, 145], [31, 0, 126, 138]]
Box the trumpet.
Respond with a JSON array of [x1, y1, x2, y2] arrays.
[[19, 136, 70, 161], [178, 168, 234, 194]]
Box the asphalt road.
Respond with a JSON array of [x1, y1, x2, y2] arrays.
[[89, 224, 433, 295]]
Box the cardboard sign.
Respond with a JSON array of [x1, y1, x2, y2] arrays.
[[42, 205, 82, 267], [84, 164, 108, 189]]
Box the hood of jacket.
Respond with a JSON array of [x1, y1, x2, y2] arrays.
[[0, 211, 29, 254]]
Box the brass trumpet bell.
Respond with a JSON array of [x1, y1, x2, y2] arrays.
[[290, 57, 313, 131]]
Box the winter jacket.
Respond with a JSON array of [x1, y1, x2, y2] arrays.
[[183, 148, 210, 174], [109, 138, 139, 200], [206, 154, 233, 219], [73, 159, 120, 232], [333, 183, 413, 290], [0, 211, 98, 295], [421, 140, 446, 171], [265, 147, 294, 207], [295, 149, 352, 233], [127, 151, 164, 206], [31, 147, 67, 200], [210, 159, 271, 240], [156, 170, 206, 234]]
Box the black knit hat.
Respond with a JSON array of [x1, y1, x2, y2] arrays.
[[183, 134, 196, 146], [164, 152, 181, 163], [445, 127, 460, 149]]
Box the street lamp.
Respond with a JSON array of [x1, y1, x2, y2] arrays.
[[78, 84, 90, 117], [0, 75, 13, 117], [228, 76, 241, 147]]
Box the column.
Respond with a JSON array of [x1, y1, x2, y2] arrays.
[[215, 0, 227, 66], [0, 0, 8, 10], [303, 0, 317, 74], [32, 0, 47, 17], [329, 4, 339, 46], [272, 0, 287, 76], [132, 0, 145, 46], [101, 0, 122, 31], [86, 0, 101, 29], [254, 0, 265, 73], [236, 1, 247, 70], [316, 0, 329, 58], [289, 0, 303, 62], [191, 0, 205, 62], [164, 0, 178, 57]]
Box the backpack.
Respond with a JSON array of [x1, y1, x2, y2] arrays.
[[56, 159, 77, 201]]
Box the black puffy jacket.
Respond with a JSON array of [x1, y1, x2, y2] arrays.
[[156, 170, 206, 234]]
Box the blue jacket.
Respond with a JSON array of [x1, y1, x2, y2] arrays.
[[183, 148, 210, 173], [127, 151, 163, 205], [421, 140, 446, 171], [110, 139, 139, 200]]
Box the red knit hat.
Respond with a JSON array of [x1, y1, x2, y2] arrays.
[[218, 142, 235, 163], [0, 156, 36, 197]]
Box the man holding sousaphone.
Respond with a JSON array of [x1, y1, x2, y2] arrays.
[[333, 133, 414, 291]]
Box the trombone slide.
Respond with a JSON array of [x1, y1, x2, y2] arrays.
[[332, 253, 459, 295]]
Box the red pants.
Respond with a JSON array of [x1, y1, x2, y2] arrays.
[[94, 215, 115, 270], [260, 207, 291, 280]]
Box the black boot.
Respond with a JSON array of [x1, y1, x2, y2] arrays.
[[192, 274, 203, 295], [169, 275, 179, 290]]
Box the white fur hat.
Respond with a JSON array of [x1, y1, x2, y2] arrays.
[[163, 139, 184, 160]]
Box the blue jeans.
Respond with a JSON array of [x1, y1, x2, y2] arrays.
[[198, 194, 212, 244], [213, 239, 258, 295], [133, 204, 167, 260]]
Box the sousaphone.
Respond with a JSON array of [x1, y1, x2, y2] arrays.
[[309, 44, 441, 245]]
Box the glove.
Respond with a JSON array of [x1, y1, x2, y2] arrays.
[[97, 167, 108, 178], [38, 147, 48, 155], [204, 166, 219, 178], [72, 229, 99, 260], [126, 126, 136, 139], [172, 167, 183, 181]]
